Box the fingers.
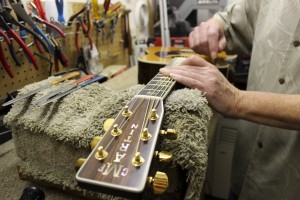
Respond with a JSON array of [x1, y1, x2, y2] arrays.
[[206, 24, 218, 59], [160, 56, 212, 76], [219, 35, 226, 51], [180, 55, 210, 67], [189, 19, 226, 59], [169, 72, 205, 91]]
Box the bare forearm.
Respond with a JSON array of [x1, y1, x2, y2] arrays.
[[233, 91, 300, 130]]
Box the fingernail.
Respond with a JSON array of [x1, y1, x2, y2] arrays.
[[211, 52, 217, 60], [159, 68, 167, 73]]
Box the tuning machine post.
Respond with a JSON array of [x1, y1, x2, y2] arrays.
[[122, 105, 132, 117], [149, 109, 159, 120]]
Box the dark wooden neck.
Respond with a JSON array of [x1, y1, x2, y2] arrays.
[[136, 73, 176, 99], [136, 57, 186, 99]]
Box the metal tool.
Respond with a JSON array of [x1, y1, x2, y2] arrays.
[[10, 3, 55, 55], [31, 13, 65, 38], [32, 74, 94, 105], [75, 15, 93, 52], [0, 15, 39, 70], [33, 0, 47, 21], [39, 75, 107, 106], [2, 71, 80, 106], [0, 8, 50, 54], [0, 29, 13, 78]]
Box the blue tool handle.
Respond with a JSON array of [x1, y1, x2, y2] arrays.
[[79, 75, 107, 87], [33, 26, 54, 55], [56, 0, 65, 23], [19, 29, 32, 63]]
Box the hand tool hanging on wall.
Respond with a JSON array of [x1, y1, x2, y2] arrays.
[[39, 75, 107, 106], [0, 8, 50, 54], [1, 0, 32, 61], [55, 0, 65, 23], [2, 71, 80, 106], [0, 16, 39, 70], [33, 0, 47, 21], [75, 15, 93, 52], [32, 74, 94, 105], [30, 13, 65, 38], [10, 3, 55, 55], [28, 1, 49, 54], [0, 29, 14, 78], [50, 36, 69, 71], [29, 1, 68, 72], [67, 4, 86, 26], [108, 2, 122, 44]]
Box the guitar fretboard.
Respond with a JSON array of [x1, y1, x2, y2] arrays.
[[136, 57, 186, 99]]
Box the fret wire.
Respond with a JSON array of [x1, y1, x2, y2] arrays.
[[140, 73, 175, 98]]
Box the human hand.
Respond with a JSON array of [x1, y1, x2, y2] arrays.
[[189, 18, 226, 60], [159, 56, 240, 116]]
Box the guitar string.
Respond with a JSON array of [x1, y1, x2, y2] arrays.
[[134, 74, 175, 153], [134, 97, 155, 154], [100, 71, 176, 162], [102, 98, 142, 151]]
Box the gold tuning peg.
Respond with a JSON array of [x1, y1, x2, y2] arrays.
[[103, 118, 115, 132], [147, 171, 169, 194], [75, 158, 86, 171], [90, 136, 103, 150], [159, 129, 177, 140], [154, 151, 173, 162]]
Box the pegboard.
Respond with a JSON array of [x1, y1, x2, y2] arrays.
[[0, 3, 129, 99]]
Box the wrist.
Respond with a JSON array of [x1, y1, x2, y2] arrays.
[[230, 89, 245, 118]]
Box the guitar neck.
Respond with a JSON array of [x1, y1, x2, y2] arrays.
[[136, 57, 186, 100]]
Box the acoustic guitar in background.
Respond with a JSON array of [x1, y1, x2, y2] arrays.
[[138, 46, 234, 84]]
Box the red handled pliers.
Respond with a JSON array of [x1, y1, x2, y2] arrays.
[[75, 15, 93, 52], [0, 16, 39, 70], [0, 29, 13, 78], [31, 13, 65, 38]]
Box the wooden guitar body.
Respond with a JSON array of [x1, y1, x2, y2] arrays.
[[138, 46, 229, 84]]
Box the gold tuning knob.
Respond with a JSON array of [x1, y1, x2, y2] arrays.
[[147, 171, 169, 194], [103, 118, 115, 132], [159, 129, 177, 140], [154, 151, 173, 162], [75, 158, 86, 171], [90, 136, 103, 150]]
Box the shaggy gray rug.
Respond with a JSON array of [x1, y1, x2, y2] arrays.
[[3, 69, 213, 199]]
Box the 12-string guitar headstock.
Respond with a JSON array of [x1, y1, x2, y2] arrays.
[[75, 58, 185, 198]]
